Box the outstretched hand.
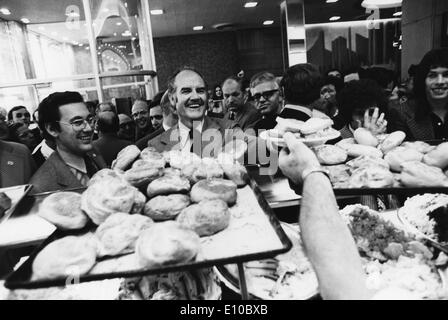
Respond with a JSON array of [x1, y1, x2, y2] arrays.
[[363, 107, 387, 135]]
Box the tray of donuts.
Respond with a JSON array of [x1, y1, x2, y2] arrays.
[[5, 146, 292, 290], [312, 128, 448, 195]]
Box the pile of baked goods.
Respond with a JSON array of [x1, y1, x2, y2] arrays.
[[340, 204, 447, 299], [30, 145, 250, 283], [314, 128, 448, 189]]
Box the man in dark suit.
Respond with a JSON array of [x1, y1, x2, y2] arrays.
[[29, 92, 106, 194], [0, 139, 36, 188], [92, 111, 131, 166]]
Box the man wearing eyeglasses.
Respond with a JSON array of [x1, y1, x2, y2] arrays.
[[131, 100, 153, 141], [29, 91, 106, 194]]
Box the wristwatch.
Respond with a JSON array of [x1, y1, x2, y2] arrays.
[[301, 166, 331, 182]]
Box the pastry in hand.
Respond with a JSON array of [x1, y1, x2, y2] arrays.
[[384, 147, 424, 172], [314, 145, 348, 165], [348, 166, 394, 188], [144, 194, 191, 221], [400, 161, 448, 187], [112, 145, 141, 171], [38, 192, 88, 230], [146, 176, 191, 198], [177, 199, 230, 236], [32, 234, 97, 280], [190, 179, 237, 206], [136, 221, 200, 268], [422, 142, 448, 169], [95, 213, 154, 257]]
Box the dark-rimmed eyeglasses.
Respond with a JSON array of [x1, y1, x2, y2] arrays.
[[252, 89, 279, 102], [150, 115, 163, 120], [57, 116, 95, 132]]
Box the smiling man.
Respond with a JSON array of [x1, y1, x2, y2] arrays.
[[29, 91, 106, 194], [131, 99, 153, 141], [388, 48, 448, 140]]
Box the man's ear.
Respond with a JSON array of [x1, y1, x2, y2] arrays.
[[45, 123, 59, 139]]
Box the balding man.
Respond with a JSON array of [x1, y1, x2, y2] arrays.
[[92, 111, 132, 166], [131, 100, 153, 141]]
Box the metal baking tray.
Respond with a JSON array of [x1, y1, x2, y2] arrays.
[[4, 178, 292, 290], [0, 184, 33, 225]]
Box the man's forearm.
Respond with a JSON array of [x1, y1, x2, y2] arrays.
[[299, 172, 371, 300]]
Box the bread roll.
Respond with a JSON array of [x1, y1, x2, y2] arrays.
[[177, 200, 230, 236], [88, 168, 125, 186], [32, 234, 97, 280], [136, 221, 200, 268], [400, 161, 448, 187], [163, 150, 201, 169], [314, 145, 348, 165], [218, 159, 248, 187], [112, 145, 141, 170], [124, 165, 163, 187], [401, 141, 435, 154], [354, 128, 379, 147], [181, 158, 224, 184], [190, 179, 237, 206], [146, 176, 191, 198], [324, 164, 350, 188], [346, 155, 390, 171], [163, 167, 182, 177], [335, 138, 356, 149], [384, 147, 424, 172], [344, 144, 383, 158], [144, 194, 190, 221], [81, 179, 141, 225], [378, 131, 406, 154], [422, 142, 448, 169], [38, 192, 88, 230], [139, 147, 166, 168], [95, 213, 153, 257], [348, 167, 394, 188]]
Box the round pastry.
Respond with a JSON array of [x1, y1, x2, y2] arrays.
[[353, 128, 379, 147], [146, 176, 191, 198], [38, 192, 88, 230], [131, 190, 146, 215], [422, 142, 448, 169], [112, 145, 141, 171], [144, 194, 191, 221], [181, 158, 224, 184], [342, 143, 383, 158], [314, 145, 348, 165], [384, 147, 424, 172], [400, 161, 448, 187], [190, 179, 237, 206], [401, 141, 435, 154], [375, 133, 390, 145], [378, 131, 406, 154], [139, 147, 167, 168], [176, 200, 230, 237], [346, 155, 390, 171], [163, 150, 201, 169], [335, 138, 356, 149], [32, 234, 97, 280], [217, 158, 248, 187], [124, 165, 163, 188], [348, 166, 394, 188], [88, 168, 125, 186], [95, 213, 154, 257], [163, 167, 182, 177], [135, 221, 200, 268], [81, 179, 141, 225]]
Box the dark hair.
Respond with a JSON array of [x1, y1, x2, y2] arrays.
[[8, 106, 28, 121], [38, 91, 84, 141], [326, 68, 343, 77], [280, 63, 323, 106], [212, 84, 223, 100], [413, 48, 448, 117], [97, 111, 119, 134], [7, 122, 27, 143], [167, 66, 208, 95], [149, 91, 164, 109], [322, 75, 344, 93], [337, 79, 388, 126], [362, 67, 396, 89]]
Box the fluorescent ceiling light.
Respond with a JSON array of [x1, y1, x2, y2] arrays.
[[122, 30, 132, 36], [244, 2, 258, 8], [193, 26, 203, 31], [329, 16, 341, 21], [263, 20, 274, 25], [0, 8, 11, 15], [393, 11, 402, 16], [326, 0, 339, 3], [21, 18, 30, 24], [116, 22, 122, 26], [150, 9, 164, 15], [361, 0, 402, 9]]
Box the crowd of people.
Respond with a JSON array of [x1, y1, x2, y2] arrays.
[[0, 46, 447, 299]]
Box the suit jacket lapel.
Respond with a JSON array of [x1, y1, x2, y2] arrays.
[[51, 152, 84, 189], [160, 125, 181, 150]]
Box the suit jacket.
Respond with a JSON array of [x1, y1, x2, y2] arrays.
[[388, 99, 435, 141], [92, 133, 132, 166], [221, 102, 261, 131], [29, 149, 107, 194], [0, 140, 36, 188], [148, 116, 243, 158], [339, 125, 354, 139], [136, 127, 165, 150]]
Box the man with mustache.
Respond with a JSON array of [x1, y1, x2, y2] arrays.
[[221, 76, 260, 131], [29, 91, 106, 194], [131, 100, 153, 141], [389, 48, 448, 140]]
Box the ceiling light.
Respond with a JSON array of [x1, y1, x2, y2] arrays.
[[21, 18, 30, 24], [150, 9, 164, 15], [361, 0, 402, 9], [329, 16, 341, 21], [78, 43, 83, 47], [0, 8, 11, 15], [113, 32, 117, 36], [85, 46, 89, 50], [122, 30, 132, 36], [131, 37, 136, 41], [244, 2, 258, 8], [263, 20, 274, 25], [326, 0, 339, 2], [116, 22, 122, 26], [393, 11, 402, 16], [193, 26, 203, 31]]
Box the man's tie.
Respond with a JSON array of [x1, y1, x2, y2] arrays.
[[229, 111, 235, 120], [189, 128, 201, 155]]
